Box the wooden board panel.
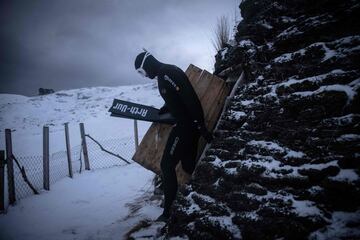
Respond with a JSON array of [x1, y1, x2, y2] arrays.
[[186, 64, 203, 88], [132, 64, 229, 185]]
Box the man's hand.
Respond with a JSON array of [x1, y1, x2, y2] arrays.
[[159, 105, 169, 115], [203, 130, 213, 143], [195, 120, 213, 143]]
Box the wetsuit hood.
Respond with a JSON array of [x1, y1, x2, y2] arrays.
[[134, 51, 162, 79]]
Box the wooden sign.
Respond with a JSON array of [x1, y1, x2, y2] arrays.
[[132, 64, 230, 185], [109, 99, 176, 124]]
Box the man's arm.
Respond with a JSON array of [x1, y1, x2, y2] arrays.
[[158, 104, 169, 115], [164, 71, 213, 142]]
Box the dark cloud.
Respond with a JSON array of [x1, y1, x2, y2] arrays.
[[0, 0, 240, 96]]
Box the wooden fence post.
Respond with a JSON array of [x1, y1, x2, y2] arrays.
[[0, 150, 5, 213], [64, 123, 73, 178], [43, 126, 50, 190], [5, 129, 15, 205], [134, 120, 139, 151], [80, 123, 90, 170]]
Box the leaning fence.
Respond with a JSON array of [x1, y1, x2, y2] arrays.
[[0, 122, 139, 214]]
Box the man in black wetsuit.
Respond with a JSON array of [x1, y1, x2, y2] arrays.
[[134, 51, 213, 221]]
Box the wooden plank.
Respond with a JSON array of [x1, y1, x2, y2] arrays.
[[64, 123, 73, 178], [132, 64, 229, 185], [0, 150, 5, 213], [132, 123, 171, 174], [192, 70, 214, 101], [5, 129, 15, 205], [207, 80, 229, 129], [134, 120, 139, 151], [43, 126, 50, 191], [186, 64, 203, 88], [80, 123, 90, 170], [202, 75, 224, 118]]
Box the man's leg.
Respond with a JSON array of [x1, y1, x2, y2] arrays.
[[159, 126, 181, 219], [181, 131, 200, 175]]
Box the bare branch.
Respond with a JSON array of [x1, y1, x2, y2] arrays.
[[212, 15, 231, 52]]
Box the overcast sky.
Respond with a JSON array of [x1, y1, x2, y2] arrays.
[[0, 0, 240, 96]]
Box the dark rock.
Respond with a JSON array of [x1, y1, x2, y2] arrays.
[[38, 88, 55, 95]]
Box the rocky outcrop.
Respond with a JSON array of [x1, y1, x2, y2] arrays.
[[38, 88, 55, 95], [162, 0, 360, 239]]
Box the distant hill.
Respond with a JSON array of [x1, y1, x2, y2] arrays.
[[0, 83, 163, 155]]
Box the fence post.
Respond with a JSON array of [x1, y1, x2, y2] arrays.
[[134, 120, 139, 151], [43, 126, 50, 191], [0, 150, 5, 213], [5, 129, 15, 205], [64, 123, 73, 178], [80, 123, 90, 170]]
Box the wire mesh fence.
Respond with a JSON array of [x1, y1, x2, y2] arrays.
[[8, 136, 136, 202], [86, 137, 135, 170], [50, 151, 70, 185], [13, 155, 42, 200]]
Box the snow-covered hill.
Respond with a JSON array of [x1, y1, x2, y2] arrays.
[[0, 82, 166, 240], [0, 82, 163, 156]]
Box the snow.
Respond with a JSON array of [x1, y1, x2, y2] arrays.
[[213, 178, 220, 187], [247, 190, 323, 218], [330, 169, 359, 182], [241, 152, 337, 179], [308, 186, 323, 195], [309, 210, 360, 240], [323, 113, 360, 126], [300, 160, 338, 170], [278, 69, 346, 88], [129, 221, 166, 240], [0, 82, 165, 239], [292, 84, 358, 103], [241, 211, 259, 221], [0, 165, 161, 240], [238, 40, 254, 48], [316, 42, 337, 61], [240, 99, 255, 106], [220, 47, 228, 60], [206, 214, 242, 239], [184, 192, 202, 215], [228, 110, 246, 120], [193, 192, 216, 203], [248, 140, 285, 153], [280, 16, 296, 23], [349, 77, 360, 88], [336, 134, 360, 142], [273, 35, 360, 64], [277, 26, 303, 38], [281, 72, 358, 105], [284, 150, 305, 159], [291, 198, 322, 217], [210, 156, 224, 168], [260, 21, 273, 29], [225, 167, 238, 175], [262, 84, 278, 100], [274, 48, 306, 63]]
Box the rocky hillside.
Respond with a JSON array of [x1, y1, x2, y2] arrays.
[[162, 0, 360, 239]]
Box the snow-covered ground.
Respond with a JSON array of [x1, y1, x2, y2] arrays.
[[0, 165, 162, 240], [0, 82, 165, 239]]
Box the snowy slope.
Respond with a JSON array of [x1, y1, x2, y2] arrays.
[[0, 82, 164, 155], [0, 82, 166, 239], [0, 165, 162, 240]]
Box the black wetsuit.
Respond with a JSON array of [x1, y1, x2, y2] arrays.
[[157, 64, 205, 216]]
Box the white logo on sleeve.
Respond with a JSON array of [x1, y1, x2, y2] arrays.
[[164, 75, 180, 91]]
